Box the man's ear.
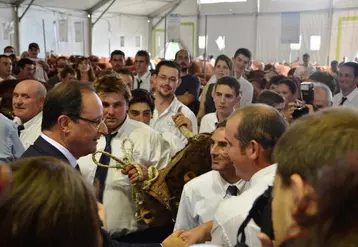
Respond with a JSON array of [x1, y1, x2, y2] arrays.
[[289, 174, 306, 213], [246, 140, 260, 160], [176, 78, 182, 89], [57, 115, 71, 134]]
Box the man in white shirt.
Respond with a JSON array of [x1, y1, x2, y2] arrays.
[[333, 62, 358, 107], [200, 77, 240, 133], [175, 120, 245, 231], [0, 55, 15, 82], [294, 53, 316, 80], [134, 50, 151, 91], [178, 104, 287, 247], [12, 80, 47, 149], [232, 48, 253, 107], [28, 43, 49, 82], [78, 75, 171, 238], [151, 60, 198, 149]]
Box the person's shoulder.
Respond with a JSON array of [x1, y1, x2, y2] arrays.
[[185, 170, 216, 189], [202, 112, 216, 121], [0, 114, 16, 131], [214, 195, 243, 224]]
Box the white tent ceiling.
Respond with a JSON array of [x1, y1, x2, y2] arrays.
[[0, 0, 179, 16]]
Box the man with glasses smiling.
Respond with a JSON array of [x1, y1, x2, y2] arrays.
[[22, 82, 108, 170], [151, 60, 198, 148]]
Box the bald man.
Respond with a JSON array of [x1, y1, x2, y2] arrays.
[[13, 80, 47, 149]]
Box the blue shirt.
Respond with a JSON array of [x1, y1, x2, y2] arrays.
[[0, 114, 25, 164]]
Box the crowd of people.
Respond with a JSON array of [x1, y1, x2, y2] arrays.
[[1, 41, 358, 247]]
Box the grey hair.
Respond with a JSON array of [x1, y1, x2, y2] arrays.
[[314, 82, 333, 103]]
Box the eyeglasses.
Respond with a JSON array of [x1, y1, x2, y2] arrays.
[[68, 115, 106, 129], [157, 75, 178, 83]]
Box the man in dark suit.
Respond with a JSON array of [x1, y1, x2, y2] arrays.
[[21, 81, 186, 247], [21, 82, 108, 166]]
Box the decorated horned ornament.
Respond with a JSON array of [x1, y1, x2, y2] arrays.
[[91, 137, 159, 221]]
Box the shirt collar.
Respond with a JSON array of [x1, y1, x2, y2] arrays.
[[345, 87, 358, 102], [137, 71, 151, 80], [249, 164, 277, 188], [214, 170, 245, 198], [23, 111, 42, 129], [40, 133, 78, 168], [110, 115, 129, 136], [154, 96, 180, 118]]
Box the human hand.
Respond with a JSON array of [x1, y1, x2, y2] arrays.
[[121, 164, 148, 183], [179, 223, 211, 246], [258, 232, 274, 247], [172, 107, 193, 132], [305, 104, 315, 114], [97, 202, 107, 230], [162, 230, 186, 247]]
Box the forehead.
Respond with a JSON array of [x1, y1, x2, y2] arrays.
[[235, 54, 250, 62], [211, 127, 226, 141], [0, 57, 11, 62], [98, 91, 126, 102], [226, 115, 241, 136], [277, 84, 290, 91], [340, 66, 355, 75], [158, 65, 178, 77], [119, 73, 133, 82], [215, 84, 235, 95], [135, 55, 147, 61], [129, 102, 151, 111], [112, 54, 124, 59], [216, 60, 228, 67], [14, 82, 39, 94], [81, 92, 103, 114], [177, 50, 189, 57]]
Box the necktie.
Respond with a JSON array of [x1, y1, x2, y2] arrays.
[[17, 125, 24, 137], [339, 97, 347, 106], [94, 132, 117, 203], [137, 79, 142, 89], [227, 185, 238, 196]]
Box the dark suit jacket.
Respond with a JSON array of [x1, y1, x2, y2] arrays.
[[22, 137, 161, 247], [21, 136, 70, 162]]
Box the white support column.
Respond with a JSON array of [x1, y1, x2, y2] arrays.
[[148, 18, 153, 56], [327, 0, 334, 65], [195, 0, 201, 58], [13, 6, 20, 55], [87, 13, 93, 56]]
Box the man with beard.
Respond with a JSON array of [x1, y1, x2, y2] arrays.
[[174, 50, 201, 114], [151, 60, 198, 148]]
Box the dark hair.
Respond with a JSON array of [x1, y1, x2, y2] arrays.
[[341, 62, 358, 77], [330, 60, 338, 65], [135, 50, 150, 63], [303, 53, 310, 58], [0, 157, 100, 247], [60, 67, 76, 79], [75, 57, 96, 82], [56, 56, 68, 65], [3, 46, 14, 53], [129, 88, 155, 114], [117, 68, 134, 83], [155, 60, 180, 75], [287, 68, 296, 77], [41, 82, 95, 130], [232, 104, 287, 163], [215, 54, 232, 70], [277, 79, 297, 94], [215, 119, 227, 129], [93, 74, 131, 104], [309, 71, 337, 94], [248, 70, 267, 89], [17, 58, 35, 69], [110, 50, 125, 60], [269, 75, 287, 86], [214, 76, 240, 97], [234, 48, 252, 60], [257, 90, 285, 107], [0, 54, 11, 60], [274, 108, 358, 186]]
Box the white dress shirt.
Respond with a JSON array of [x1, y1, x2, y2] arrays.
[[333, 87, 358, 107], [0, 75, 16, 82], [210, 164, 277, 247], [78, 117, 171, 236], [174, 170, 247, 231], [238, 76, 253, 107], [207, 74, 217, 85], [151, 97, 198, 147], [134, 71, 151, 91], [20, 112, 42, 149], [199, 112, 218, 133], [294, 65, 316, 78], [41, 133, 78, 168]]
